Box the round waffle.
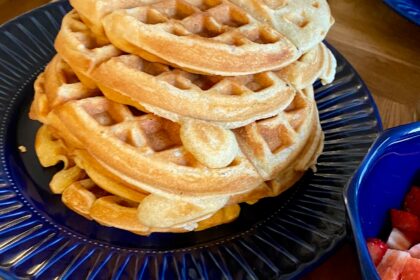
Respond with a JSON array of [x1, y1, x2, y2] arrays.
[[93, 54, 296, 128], [230, 0, 334, 52], [54, 11, 122, 89], [69, 0, 153, 44], [55, 11, 335, 128], [57, 11, 295, 128], [276, 42, 337, 89], [36, 124, 241, 234], [101, 0, 300, 75], [234, 86, 321, 180], [48, 96, 262, 196], [70, 0, 334, 74]]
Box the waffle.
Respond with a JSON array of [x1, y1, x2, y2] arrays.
[[31, 58, 243, 230], [234, 87, 319, 180], [230, 128, 323, 205], [230, 0, 334, 52], [30, 55, 98, 124], [34, 58, 263, 198], [229, 88, 323, 205], [69, 0, 154, 44], [29, 0, 337, 234], [94, 54, 296, 128], [49, 95, 262, 196], [36, 124, 240, 234], [101, 0, 300, 75], [34, 54, 325, 191], [55, 12, 333, 128], [318, 43, 337, 85], [55, 11, 122, 89], [275, 42, 336, 89], [70, 0, 334, 62], [30, 54, 327, 232]]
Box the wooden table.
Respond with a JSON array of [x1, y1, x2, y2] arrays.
[[0, 0, 419, 279]]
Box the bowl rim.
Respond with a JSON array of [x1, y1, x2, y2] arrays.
[[383, 0, 420, 26], [344, 121, 420, 279]]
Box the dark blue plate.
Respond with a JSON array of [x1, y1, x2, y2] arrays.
[[384, 0, 420, 25], [344, 122, 420, 280], [0, 1, 382, 279]]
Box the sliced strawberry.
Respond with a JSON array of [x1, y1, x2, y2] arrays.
[[404, 186, 420, 217], [387, 228, 412, 250], [390, 209, 420, 236], [403, 230, 420, 244], [409, 243, 420, 259], [401, 256, 420, 280], [377, 249, 410, 280], [367, 238, 388, 266]]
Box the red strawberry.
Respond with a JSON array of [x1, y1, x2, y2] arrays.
[[402, 231, 420, 244], [390, 209, 420, 239], [401, 256, 420, 280], [387, 228, 412, 250], [367, 238, 388, 266], [404, 186, 420, 218], [377, 249, 410, 280], [409, 243, 420, 259]]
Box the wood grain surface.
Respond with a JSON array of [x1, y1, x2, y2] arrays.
[[0, 0, 419, 279], [327, 0, 419, 129]]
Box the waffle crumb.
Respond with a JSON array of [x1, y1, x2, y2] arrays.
[[18, 145, 27, 153]]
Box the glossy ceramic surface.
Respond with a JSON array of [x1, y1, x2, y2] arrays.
[[0, 1, 382, 279], [384, 0, 420, 25], [345, 122, 420, 280]]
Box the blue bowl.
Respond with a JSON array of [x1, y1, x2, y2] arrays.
[[383, 0, 420, 26], [344, 122, 420, 279]]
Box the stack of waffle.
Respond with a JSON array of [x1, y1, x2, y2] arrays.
[[29, 0, 336, 235]]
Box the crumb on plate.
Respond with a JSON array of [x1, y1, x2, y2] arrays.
[[18, 145, 27, 153]]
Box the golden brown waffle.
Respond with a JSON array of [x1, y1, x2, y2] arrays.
[[230, 0, 334, 52], [101, 0, 299, 75], [318, 43, 337, 85], [69, 0, 154, 44], [230, 131, 323, 205], [30, 57, 244, 231], [48, 96, 262, 196], [33, 54, 324, 195], [93, 43, 334, 127], [35, 124, 240, 234], [54, 11, 122, 89], [70, 0, 334, 57], [94, 54, 296, 128], [275, 42, 336, 89], [32, 57, 263, 198], [55, 12, 335, 128], [234, 87, 320, 180], [230, 90, 324, 204], [30, 55, 99, 124]]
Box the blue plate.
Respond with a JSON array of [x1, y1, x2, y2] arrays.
[[345, 122, 420, 280], [0, 1, 382, 279], [384, 0, 420, 25]]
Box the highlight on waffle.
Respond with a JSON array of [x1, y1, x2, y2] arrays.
[[29, 0, 337, 235]]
